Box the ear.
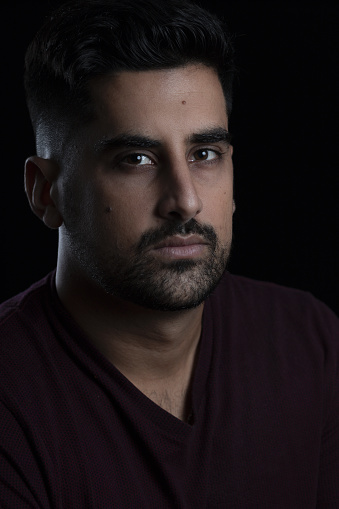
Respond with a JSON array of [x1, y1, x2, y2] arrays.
[[24, 156, 63, 229]]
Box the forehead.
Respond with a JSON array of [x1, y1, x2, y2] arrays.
[[87, 65, 228, 140]]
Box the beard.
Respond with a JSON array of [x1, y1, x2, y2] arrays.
[[65, 218, 231, 311]]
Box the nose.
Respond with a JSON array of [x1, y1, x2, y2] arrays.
[[157, 161, 203, 223]]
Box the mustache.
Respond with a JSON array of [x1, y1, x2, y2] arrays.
[[136, 218, 218, 253]]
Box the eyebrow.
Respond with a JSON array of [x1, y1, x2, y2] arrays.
[[188, 127, 232, 145], [94, 127, 231, 154], [95, 134, 161, 153]]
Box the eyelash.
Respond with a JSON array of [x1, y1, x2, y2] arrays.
[[118, 148, 225, 167]]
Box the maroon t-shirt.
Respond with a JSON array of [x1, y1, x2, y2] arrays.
[[1, 271, 338, 508]]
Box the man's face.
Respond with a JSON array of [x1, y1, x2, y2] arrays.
[[58, 65, 234, 310]]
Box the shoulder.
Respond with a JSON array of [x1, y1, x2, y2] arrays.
[[208, 272, 339, 361], [0, 272, 54, 328], [217, 271, 321, 301], [214, 271, 338, 323], [0, 273, 56, 384], [207, 273, 339, 415]]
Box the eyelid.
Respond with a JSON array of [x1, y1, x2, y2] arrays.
[[190, 140, 229, 153]]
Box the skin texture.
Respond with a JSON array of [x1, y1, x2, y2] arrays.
[[25, 64, 234, 420]]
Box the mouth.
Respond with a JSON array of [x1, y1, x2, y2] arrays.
[[150, 235, 209, 260]]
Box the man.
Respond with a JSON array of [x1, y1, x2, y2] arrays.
[[0, 0, 338, 507]]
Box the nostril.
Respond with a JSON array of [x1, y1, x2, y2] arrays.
[[168, 211, 183, 220]]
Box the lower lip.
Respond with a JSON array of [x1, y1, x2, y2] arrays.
[[151, 244, 207, 259]]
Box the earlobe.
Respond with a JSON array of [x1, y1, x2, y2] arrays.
[[24, 156, 63, 229]]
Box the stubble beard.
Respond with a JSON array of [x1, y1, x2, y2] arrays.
[[67, 218, 231, 311]]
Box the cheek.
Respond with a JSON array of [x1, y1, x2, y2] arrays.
[[97, 192, 152, 250], [215, 201, 234, 240], [201, 177, 233, 233]]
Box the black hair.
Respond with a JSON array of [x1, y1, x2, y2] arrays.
[[24, 0, 235, 153]]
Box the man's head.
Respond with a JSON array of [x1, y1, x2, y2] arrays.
[[24, 0, 235, 159], [24, 0, 235, 312]]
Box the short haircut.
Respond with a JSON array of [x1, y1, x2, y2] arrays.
[[24, 0, 235, 155]]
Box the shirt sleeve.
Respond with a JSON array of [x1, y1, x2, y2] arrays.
[[0, 401, 50, 509], [316, 306, 339, 508]]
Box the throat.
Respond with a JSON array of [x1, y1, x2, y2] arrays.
[[122, 332, 200, 422], [140, 381, 193, 422], [105, 311, 202, 422]]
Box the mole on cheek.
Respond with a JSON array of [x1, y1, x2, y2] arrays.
[[182, 100, 186, 105], [104, 206, 112, 213]]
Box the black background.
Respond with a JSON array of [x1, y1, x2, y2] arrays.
[[1, 1, 338, 314]]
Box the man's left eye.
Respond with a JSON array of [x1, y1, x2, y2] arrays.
[[190, 149, 219, 162], [123, 153, 153, 165]]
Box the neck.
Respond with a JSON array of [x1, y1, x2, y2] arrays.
[[56, 263, 204, 419]]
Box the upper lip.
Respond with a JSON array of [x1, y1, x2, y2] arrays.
[[153, 235, 208, 249]]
